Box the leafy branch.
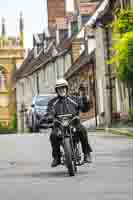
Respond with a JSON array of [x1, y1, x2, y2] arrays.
[[109, 9, 133, 85]]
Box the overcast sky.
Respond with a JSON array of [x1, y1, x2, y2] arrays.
[[0, 0, 48, 49]]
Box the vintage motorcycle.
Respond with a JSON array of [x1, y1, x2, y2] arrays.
[[53, 114, 83, 176]]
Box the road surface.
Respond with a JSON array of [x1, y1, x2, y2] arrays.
[[0, 131, 133, 200]]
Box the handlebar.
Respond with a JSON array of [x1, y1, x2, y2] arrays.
[[57, 114, 73, 119]]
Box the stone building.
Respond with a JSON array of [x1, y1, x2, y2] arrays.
[[0, 15, 25, 127]]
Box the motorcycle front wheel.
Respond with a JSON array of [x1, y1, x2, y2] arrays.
[[64, 138, 75, 176]]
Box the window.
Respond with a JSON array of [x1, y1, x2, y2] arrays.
[[0, 70, 7, 90], [123, 0, 130, 8], [121, 0, 131, 8]]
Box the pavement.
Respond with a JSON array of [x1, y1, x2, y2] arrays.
[[82, 117, 133, 137], [104, 127, 133, 137], [0, 131, 133, 199]]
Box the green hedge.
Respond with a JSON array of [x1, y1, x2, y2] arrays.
[[0, 113, 17, 134]]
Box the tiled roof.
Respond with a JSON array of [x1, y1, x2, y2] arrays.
[[15, 33, 73, 80], [14, 49, 34, 80], [56, 36, 73, 52], [21, 50, 52, 77], [15, 39, 70, 80], [15, 48, 52, 80]]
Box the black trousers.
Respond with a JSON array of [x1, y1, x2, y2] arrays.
[[50, 123, 92, 159]]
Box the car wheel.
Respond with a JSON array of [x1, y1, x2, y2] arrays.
[[28, 127, 33, 133], [32, 115, 39, 133]]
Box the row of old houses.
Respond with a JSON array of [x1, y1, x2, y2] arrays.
[[14, 0, 133, 132]]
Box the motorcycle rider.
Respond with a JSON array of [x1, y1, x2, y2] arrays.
[[46, 78, 93, 167]]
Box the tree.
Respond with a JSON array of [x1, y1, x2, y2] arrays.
[[110, 9, 133, 109], [114, 32, 133, 84]]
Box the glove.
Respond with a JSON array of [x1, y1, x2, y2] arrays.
[[47, 115, 54, 123]]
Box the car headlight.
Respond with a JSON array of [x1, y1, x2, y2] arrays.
[[36, 110, 43, 115]]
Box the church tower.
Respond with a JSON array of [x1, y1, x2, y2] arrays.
[[0, 15, 25, 129], [0, 18, 6, 48]]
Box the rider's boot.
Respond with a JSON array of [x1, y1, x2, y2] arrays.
[[84, 153, 92, 163], [51, 157, 61, 167]]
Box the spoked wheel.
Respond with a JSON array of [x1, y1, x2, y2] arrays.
[[64, 138, 76, 176]]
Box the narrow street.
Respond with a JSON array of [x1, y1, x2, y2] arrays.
[[0, 0, 133, 199], [0, 131, 133, 199]]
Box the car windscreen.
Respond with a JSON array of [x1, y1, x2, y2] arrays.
[[35, 96, 54, 106]]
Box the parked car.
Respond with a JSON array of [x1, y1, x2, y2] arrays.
[[26, 94, 56, 132]]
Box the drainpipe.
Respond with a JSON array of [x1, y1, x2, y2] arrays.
[[92, 57, 97, 127], [105, 26, 112, 125], [56, 29, 60, 45], [77, 14, 82, 31], [68, 21, 72, 38], [36, 73, 40, 95]]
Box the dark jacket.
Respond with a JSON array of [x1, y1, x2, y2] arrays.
[[47, 95, 90, 118]]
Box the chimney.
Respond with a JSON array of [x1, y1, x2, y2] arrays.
[[77, 14, 82, 30], [43, 40, 47, 50], [33, 34, 38, 57], [34, 46, 38, 58], [68, 21, 72, 38], [85, 26, 95, 55], [42, 32, 47, 51], [56, 29, 60, 45]]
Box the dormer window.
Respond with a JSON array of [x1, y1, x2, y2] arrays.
[[33, 33, 46, 57], [33, 45, 39, 58]]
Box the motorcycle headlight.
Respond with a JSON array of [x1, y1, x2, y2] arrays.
[[62, 118, 69, 127], [72, 127, 77, 133]]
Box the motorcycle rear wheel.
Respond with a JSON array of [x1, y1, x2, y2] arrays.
[[64, 138, 75, 176]]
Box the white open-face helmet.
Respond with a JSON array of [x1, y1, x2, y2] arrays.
[[55, 79, 68, 90], [55, 79, 68, 96]]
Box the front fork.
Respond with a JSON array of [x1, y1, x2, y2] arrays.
[[65, 127, 77, 171], [60, 128, 82, 167], [60, 128, 75, 165]]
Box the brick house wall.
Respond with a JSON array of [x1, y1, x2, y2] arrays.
[[47, 0, 66, 28]]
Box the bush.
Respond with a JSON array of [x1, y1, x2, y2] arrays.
[[112, 9, 133, 35], [129, 109, 133, 121], [0, 113, 17, 134], [10, 113, 17, 130], [112, 32, 133, 83]]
